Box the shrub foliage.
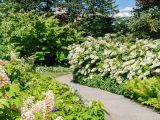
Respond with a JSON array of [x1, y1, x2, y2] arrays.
[[0, 11, 81, 65]]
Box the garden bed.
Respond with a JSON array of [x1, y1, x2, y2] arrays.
[[0, 61, 105, 120]]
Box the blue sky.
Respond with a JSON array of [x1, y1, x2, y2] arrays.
[[116, 0, 135, 9], [114, 0, 135, 17]]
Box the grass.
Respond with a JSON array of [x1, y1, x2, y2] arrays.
[[39, 71, 71, 78]]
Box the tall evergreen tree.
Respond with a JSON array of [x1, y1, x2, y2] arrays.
[[3, 0, 117, 16], [83, 0, 117, 16], [3, 0, 43, 11]]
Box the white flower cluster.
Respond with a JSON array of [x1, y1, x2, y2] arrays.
[[0, 65, 10, 87], [68, 36, 160, 84], [21, 91, 62, 120]]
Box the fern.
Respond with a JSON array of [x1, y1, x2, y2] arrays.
[[124, 77, 160, 109]]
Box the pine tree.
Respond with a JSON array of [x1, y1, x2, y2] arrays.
[[83, 0, 117, 16]]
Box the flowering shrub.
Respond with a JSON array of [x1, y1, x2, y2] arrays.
[[0, 61, 105, 119], [21, 91, 63, 120], [68, 35, 160, 84], [0, 65, 10, 87]]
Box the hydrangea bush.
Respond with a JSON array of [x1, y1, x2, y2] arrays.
[[0, 65, 10, 87], [68, 35, 160, 84], [21, 91, 63, 120]]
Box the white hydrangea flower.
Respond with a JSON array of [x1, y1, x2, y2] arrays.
[[68, 36, 160, 84], [21, 91, 55, 120], [0, 66, 10, 87], [55, 116, 63, 120]]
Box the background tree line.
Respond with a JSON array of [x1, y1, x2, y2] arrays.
[[1, 0, 160, 66]]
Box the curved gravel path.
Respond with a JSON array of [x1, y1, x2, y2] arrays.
[[56, 74, 160, 120]]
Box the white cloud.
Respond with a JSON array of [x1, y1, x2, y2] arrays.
[[114, 7, 133, 18], [120, 7, 133, 12], [114, 12, 132, 17]]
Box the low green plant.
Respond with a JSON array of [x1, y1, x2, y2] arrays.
[[124, 77, 160, 110], [74, 74, 124, 95]]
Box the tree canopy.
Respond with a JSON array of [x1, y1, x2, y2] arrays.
[[3, 0, 117, 16], [136, 0, 160, 11]]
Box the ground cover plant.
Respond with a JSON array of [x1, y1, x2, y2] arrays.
[[0, 61, 105, 120], [68, 34, 160, 95], [124, 77, 160, 110], [74, 74, 124, 94]]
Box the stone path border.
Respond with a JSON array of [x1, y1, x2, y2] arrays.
[[56, 74, 160, 120]]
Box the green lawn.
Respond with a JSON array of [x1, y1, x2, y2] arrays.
[[39, 71, 71, 78]]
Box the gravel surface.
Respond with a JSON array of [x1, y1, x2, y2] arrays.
[[56, 74, 160, 120]]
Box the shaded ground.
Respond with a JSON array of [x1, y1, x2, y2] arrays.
[[56, 74, 160, 120]]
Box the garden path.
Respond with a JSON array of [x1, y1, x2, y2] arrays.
[[56, 74, 160, 120]]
